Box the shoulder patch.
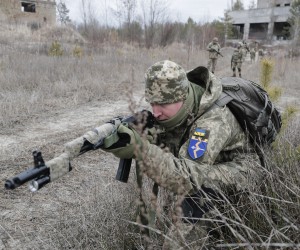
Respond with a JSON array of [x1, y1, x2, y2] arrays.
[[188, 128, 209, 160]]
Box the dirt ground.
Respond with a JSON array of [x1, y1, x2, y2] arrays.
[[0, 88, 150, 249], [0, 67, 299, 249]]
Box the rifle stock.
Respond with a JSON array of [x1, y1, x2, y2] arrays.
[[5, 110, 154, 191]]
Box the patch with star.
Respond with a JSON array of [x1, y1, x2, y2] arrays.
[[187, 128, 210, 160]]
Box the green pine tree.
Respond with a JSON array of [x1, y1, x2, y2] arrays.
[[57, 0, 71, 25], [232, 0, 244, 10]]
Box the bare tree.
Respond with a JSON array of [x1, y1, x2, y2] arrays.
[[101, 0, 109, 28], [80, 0, 98, 32], [111, 0, 138, 42], [78, 0, 103, 43], [139, 0, 170, 48]]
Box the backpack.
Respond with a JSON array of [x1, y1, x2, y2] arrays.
[[187, 67, 282, 146], [216, 77, 282, 145]]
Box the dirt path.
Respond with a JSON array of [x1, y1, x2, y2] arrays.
[[0, 97, 146, 160]]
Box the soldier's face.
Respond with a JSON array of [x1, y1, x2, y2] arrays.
[[151, 101, 183, 121]]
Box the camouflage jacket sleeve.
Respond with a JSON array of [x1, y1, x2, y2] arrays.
[[206, 42, 212, 51], [140, 106, 260, 195]]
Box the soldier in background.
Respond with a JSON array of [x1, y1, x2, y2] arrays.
[[103, 60, 262, 249], [206, 37, 221, 74], [241, 40, 250, 62], [250, 48, 256, 63], [258, 48, 264, 59], [231, 44, 243, 77]]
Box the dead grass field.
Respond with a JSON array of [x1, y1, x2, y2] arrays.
[[0, 25, 300, 249]]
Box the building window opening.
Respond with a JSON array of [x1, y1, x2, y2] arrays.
[[276, 4, 281, 7], [284, 3, 290, 6], [21, 2, 36, 13], [249, 23, 268, 40], [273, 22, 291, 40], [231, 24, 245, 39]]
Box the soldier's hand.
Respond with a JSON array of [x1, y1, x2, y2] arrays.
[[102, 123, 150, 159]]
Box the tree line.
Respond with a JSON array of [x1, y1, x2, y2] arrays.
[[56, 0, 300, 49]]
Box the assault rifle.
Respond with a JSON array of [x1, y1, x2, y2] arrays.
[[5, 110, 154, 192], [210, 48, 223, 57]]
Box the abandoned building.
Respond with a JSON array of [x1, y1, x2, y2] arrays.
[[0, 0, 56, 27], [228, 0, 292, 44]]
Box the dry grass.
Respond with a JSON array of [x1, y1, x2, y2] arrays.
[[0, 26, 300, 249]]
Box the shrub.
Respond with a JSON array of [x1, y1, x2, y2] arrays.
[[72, 45, 83, 58], [48, 41, 64, 56], [260, 58, 283, 102]]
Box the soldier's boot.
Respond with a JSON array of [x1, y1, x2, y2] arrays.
[[239, 73, 242, 77], [232, 72, 236, 77]]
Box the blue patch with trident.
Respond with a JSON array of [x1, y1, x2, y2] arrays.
[[188, 128, 209, 160]]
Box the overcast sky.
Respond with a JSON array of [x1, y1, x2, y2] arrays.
[[64, 0, 253, 25]]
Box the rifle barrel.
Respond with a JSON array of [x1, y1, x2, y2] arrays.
[[5, 166, 49, 190]]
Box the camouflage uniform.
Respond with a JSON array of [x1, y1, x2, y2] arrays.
[[142, 60, 262, 249], [241, 40, 250, 61], [258, 48, 264, 59], [206, 37, 221, 73], [250, 48, 256, 63], [39, 61, 262, 249], [231, 45, 243, 77]]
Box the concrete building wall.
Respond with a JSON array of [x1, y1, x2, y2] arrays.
[[0, 0, 56, 26], [274, 0, 292, 7], [257, 0, 273, 8], [229, 6, 290, 24], [228, 0, 292, 43], [257, 0, 292, 8]]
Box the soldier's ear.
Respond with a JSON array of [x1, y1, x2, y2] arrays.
[[186, 66, 209, 88]]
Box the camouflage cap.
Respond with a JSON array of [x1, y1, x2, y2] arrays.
[[145, 60, 189, 104], [213, 37, 218, 42]]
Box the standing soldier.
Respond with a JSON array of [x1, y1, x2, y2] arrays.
[[231, 44, 243, 77], [258, 48, 264, 60], [241, 40, 250, 61], [206, 37, 221, 74], [250, 48, 256, 63]]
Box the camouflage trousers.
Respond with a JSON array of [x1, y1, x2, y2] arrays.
[[231, 61, 242, 70], [207, 58, 218, 73], [231, 61, 242, 76]]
